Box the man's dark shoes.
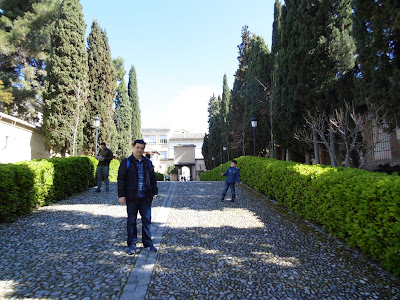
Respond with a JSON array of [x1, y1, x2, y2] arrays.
[[231, 199, 235, 203], [149, 245, 157, 252], [95, 189, 100, 193], [106, 188, 109, 192], [127, 244, 136, 255]]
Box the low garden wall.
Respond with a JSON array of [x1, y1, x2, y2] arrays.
[[200, 156, 400, 276]]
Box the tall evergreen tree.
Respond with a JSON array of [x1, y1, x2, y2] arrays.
[[42, 0, 88, 156], [207, 94, 223, 164], [244, 35, 272, 156], [220, 74, 230, 159], [227, 26, 254, 158], [273, 0, 355, 163], [113, 57, 131, 159], [352, 0, 400, 127], [85, 19, 116, 153], [0, 0, 60, 121], [128, 65, 141, 140]]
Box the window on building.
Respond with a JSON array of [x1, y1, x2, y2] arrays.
[[160, 151, 167, 159], [144, 135, 156, 144], [159, 135, 168, 144]]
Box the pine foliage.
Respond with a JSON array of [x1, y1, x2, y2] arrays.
[[128, 65, 141, 140], [42, 0, 88, 156]]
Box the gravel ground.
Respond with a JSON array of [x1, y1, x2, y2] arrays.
[[147, 182, 400, 300], [0, 182, 168, 300], [0, 181, 399, 299]]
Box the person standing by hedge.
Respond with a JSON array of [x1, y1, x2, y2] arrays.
[[220, 159, 240, 202], [95, 142, 113, 193], [117, 139, 158, 255]]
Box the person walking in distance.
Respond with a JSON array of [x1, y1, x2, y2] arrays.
[[117, 140, 158, 255], [220, 159, 240, 202], [95, 142, 113, 193]]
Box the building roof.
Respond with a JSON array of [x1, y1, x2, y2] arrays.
[[170, 131, 205, 140], [142, 128, 170, 133]]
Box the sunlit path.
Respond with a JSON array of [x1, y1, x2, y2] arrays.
[[0, 181, 399, 299]]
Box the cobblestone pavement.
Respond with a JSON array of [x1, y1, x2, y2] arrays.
[[0, 181, 399, 299]]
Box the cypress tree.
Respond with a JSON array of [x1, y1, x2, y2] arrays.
[[352, 0, 400, 126], [85, 19, 116, 153], [220, 74, 230, 159], [207, 94, 222, 164], [128, 65, 141, 140], [244, 35, 272, 156], [227, 26, 254, 158], [273, 0, 355, 163], [113, 57, 131, 158], [42, 0, 88, 156]]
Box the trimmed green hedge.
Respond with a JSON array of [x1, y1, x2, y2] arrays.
[[0, 156, 167, 222], [200, 156, 400, 276], [0, 156, 97, 223]]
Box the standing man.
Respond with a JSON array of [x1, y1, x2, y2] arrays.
[[96, 142, 113, 193], [117, 139, 158, 255], [220, 159, 240, 202]]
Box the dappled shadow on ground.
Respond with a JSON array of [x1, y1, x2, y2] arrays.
[[146, 181, 400, 299], [0, 182, 170, 299]]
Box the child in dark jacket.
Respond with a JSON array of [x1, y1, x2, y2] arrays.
[[220, 159, 240, 202]]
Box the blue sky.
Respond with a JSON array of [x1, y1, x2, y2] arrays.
[[80, 0, 275, 133]]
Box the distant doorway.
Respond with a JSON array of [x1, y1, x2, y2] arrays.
[[181, 166, 190, 181]]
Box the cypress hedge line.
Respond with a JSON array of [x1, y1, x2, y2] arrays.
[[200, 156, 400, 276], [0, 156, 165, 223]]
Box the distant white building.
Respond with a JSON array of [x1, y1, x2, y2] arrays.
[[141, 128, 206, 181]]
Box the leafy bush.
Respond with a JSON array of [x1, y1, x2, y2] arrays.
[[201, 156, 400, 276], [0, 156, 97, 222]]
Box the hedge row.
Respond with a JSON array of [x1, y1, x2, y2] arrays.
[[0, 156, 97, 223], [200, 156, 400, 276], [0, 156, 166, 223]]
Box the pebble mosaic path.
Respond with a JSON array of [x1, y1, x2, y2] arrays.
[[0, 181, 399, 299]]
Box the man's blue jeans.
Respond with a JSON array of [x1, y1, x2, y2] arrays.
[[126, 199, 153, 247], [96, 166, 109, 190], [221, 182, 236, 200]]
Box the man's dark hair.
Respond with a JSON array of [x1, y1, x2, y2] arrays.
[[231, 159, 237, 164], [100, 142, 106, 146], [133, 139, 146, 146]]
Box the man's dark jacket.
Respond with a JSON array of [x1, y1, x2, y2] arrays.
[[117, 155, 158, 202]]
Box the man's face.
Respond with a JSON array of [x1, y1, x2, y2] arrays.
[[100, 144, 106, 150], [133, 143, 145, 157], [230, 162, 237, 168]]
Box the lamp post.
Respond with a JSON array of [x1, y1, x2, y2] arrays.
[[251, 117, 257, 156], [212, 156, 215, 169], [223, 145, 227, 163], [93, 115, 101, 155]]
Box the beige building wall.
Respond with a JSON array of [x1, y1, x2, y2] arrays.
[[174, 145, 195, 165], [0, 112, 49, 164]]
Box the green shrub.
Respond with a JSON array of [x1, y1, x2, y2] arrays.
[[155, 172, 165, 181], [201, 156, 400, 276], [0, 156, 97, 222]]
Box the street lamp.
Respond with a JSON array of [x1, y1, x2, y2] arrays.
[[251, 117, 257, 156], [223, 145, 227, 163], [93, 115, 101, 155]]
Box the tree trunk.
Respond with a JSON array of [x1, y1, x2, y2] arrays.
[[305, 151, 311, 164], [329, 131, 338, 167], [313, 129, 320, 164]]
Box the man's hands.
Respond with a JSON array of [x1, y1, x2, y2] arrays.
[[118, 195, 157, 205], [118, 197, 126, 205]]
